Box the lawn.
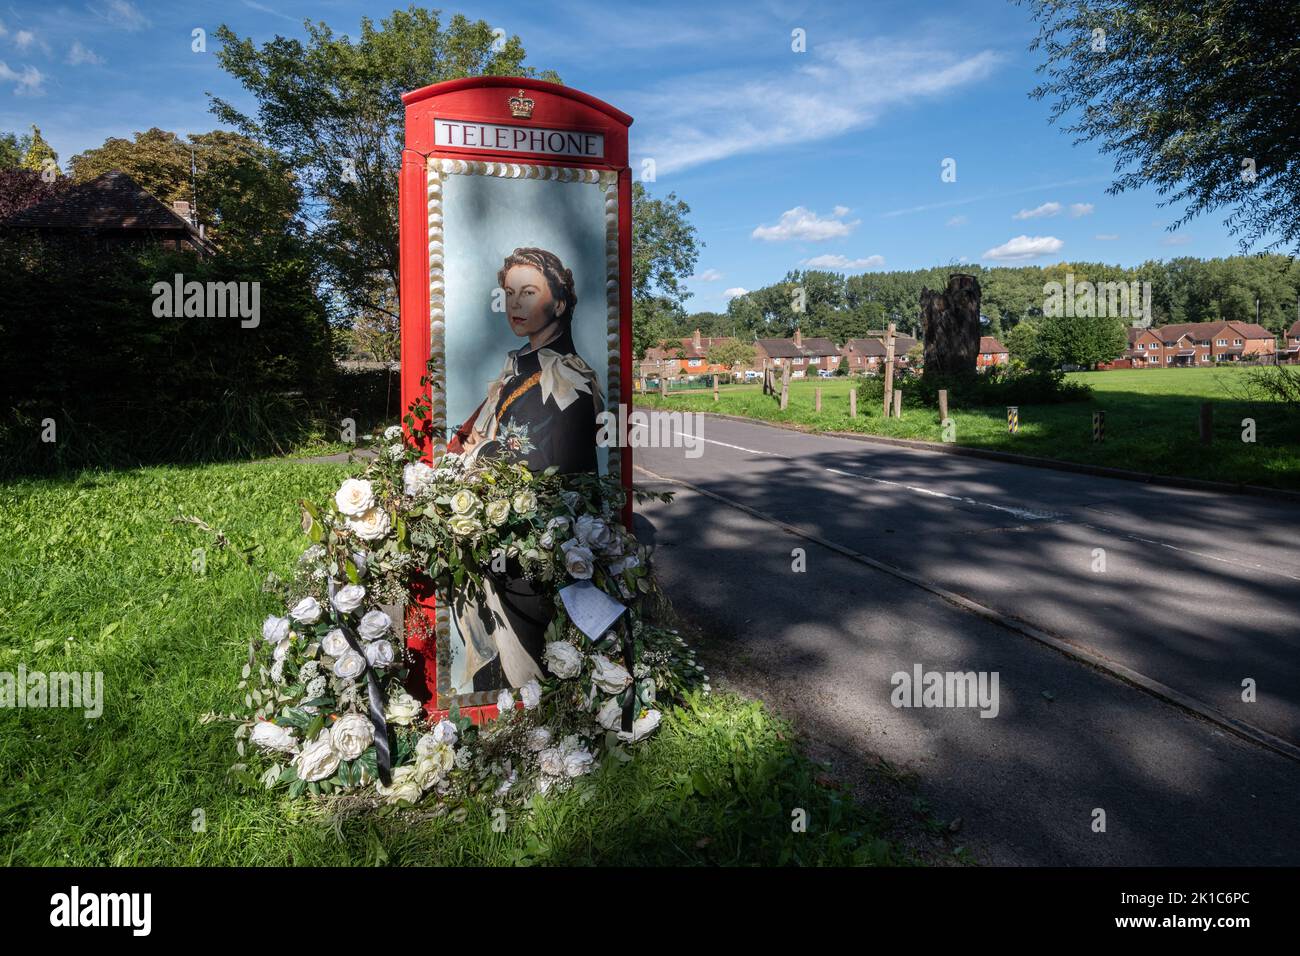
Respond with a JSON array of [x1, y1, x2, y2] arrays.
[[638, 368, 1300, 490], [0, 459, 901, 865]]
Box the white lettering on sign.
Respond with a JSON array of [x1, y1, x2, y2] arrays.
[[434, 119, 604, 159]]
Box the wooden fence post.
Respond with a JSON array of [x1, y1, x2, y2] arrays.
[[780, 362, 790, 411], [938, 388, 948, 422], [815, 387, 822, 412], [850, 388, 857, 418], [883, 320, 897, 416], [713, 374, 719, 402], [892, 388, 902, 418]]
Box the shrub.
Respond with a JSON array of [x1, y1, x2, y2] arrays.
[[912, 368, 1092, 408]]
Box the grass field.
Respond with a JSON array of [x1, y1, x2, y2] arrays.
[[638, 368, 1300, 490], [0, 459, 904, 866]]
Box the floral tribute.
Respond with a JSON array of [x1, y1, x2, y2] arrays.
[[231, 417, 707, 807]]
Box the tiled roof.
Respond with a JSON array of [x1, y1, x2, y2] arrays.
[[1149, 321, 1273, 342], [2, 170, 196, 233], [979, 336, 1007, 353], [756, 336, 840, 358]]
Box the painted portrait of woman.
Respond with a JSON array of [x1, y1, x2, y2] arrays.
[[449, 246, 604, 692]]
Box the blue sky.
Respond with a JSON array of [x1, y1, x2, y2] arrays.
[[0, 0, 1244, 312]]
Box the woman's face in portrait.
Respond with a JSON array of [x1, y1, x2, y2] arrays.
[[503, 264, 563, 340]]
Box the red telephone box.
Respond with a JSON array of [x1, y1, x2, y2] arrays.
[[397, 76, 634, 722]]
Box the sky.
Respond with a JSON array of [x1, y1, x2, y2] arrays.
[[0, 0, 1254, 313]]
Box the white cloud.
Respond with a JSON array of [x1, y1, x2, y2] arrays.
[[14, 30, 35, 50], [690, 268, 723, 282], [1013, 201, 1061, 220], [631, 38, 1002, 175], [1094, 234, 1120, 241], [1070, 203, 1094, 217], [0, 20, 7, 38], [946, 215, 967, 227], [982, 235, 1063, 261], [0, 60, 45, 95], [801, 254, 885, 271], [1161, 235, 1192, 246], [723, 287, 749, 301], [68, 41, 104, 66], [752, 206, 860, 242], [93, 0, 149, 31]]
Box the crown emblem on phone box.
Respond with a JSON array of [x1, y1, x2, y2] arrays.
[[509, 90, 535, 118]]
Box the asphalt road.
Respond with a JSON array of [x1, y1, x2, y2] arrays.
[[632, 413, 1300, 865]]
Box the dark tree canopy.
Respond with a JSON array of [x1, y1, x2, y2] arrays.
[[1023, 0, 1300, 254]]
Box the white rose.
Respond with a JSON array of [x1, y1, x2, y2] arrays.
[[273, 637, 292, 662], [347, 506, 391, 542], [546, 516, 570, 534], [321, 628, 350, 658], [331, 584, 366, 614], [596, 695, 623, 731], [544, 641, 583, 680], [384, 691, 422, 726], [496, 688, 515, 716], [357, 609, 391, 641], [261, 615, 290, 645], [526, 727, 552, 752], [539, 532, 554, 550], [575, 515, 614, 552], [330, 713, 374, 761], [350, 551, 369, 578], [519, 679, 541, 710], [364, 641, 395, 668], [384, 425, 403, 441], [563, 749, 594, 778], [561, 540, 594, 580], [295, 734, 340, 782], [414, 741, 454, 784], [335, 478, 375, 517], [609, 553, 640, 575], [431, 719, 458, 747], [512, 490, 537, 514], [403, 461, 435, 497], [591, 654, 631, 694], [250, 721, 298, 753], [376, 765, 423, 803], [484, 499, 510, 526], [288, 596, 322, 625], [559, 733, 583, 754], [448, 514, 480, 537], [618, 708, 662, 743], [449, 489, 480, 516], [332, 649, 367, 680], [538, 747, 567, 777]]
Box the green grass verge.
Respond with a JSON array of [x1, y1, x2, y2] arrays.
[[0, 461, 899, 865], [638, 368, 1300, 490]]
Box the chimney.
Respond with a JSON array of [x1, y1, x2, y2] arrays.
[[693, 328, 702, 350], [172, 200, 193, 224], [793, 327, 802, 348]]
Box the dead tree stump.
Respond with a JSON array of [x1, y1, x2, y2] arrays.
[[920, 274, 981, 375]]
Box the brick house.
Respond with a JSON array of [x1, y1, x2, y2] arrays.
[[840, 333, 918, 373], [1283, 320, 1300, 364], [754, 328, 841, 378], [642, 328, 747, 380], [976, 336, 1009, 371], [0, 169, 214, 256], [1123, 321, 1276, 367]]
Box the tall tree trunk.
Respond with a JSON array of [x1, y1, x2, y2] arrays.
[[920, 274, 981, 375]]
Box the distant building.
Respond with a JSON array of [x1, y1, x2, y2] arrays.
[[0, 170, 214, 256], [643, 328, 748, 380], [1284, 320, 1300, 364], [1120, 322, 1276, 367], [976, 336, 1009, 371], [840, 334, 917, 373], [754, 328, 841, 378]]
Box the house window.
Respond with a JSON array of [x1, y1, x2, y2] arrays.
[[808, 357, 819, 365], [1216, 339, 1227, 346], [688, 359, 702, 367], [792, 357, 804, 365], [983, 353, 991, 360], [1235, 339, 1243, 346], [1148, 356, 1159, 364], [1136, 343, 1144, 350], [1201, 354, 1210, 362], [1167, 356, 1173, 364]]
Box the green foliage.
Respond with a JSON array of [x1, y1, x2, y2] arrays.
[[20, 124, 57, 174], [0, 129, 30, 169], [1035, 313, 1129, 369], [631, 182, 702, 310], [707, 338, 756, 371], [913, 369, 1093, 408], [1023, 0, 1300, 254]]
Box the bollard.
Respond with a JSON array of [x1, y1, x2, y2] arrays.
[[815, 387, 822, 412], [892, 389, 902, 418], [780, 363, 790, 410], [1007, 405, 1019, 434], [1093, 409, 1105, 443], [713, 374, 719, 402], [938, 389, 948, 422], [659, 376, 667, 398], [850, 388, 857, 419]]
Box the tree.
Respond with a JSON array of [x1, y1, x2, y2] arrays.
[[1024, 0, 1300, 254], [1004, 319, 1044, 370], [211, 7, 555, 329], [1037, 314, 1128, 369], [632, 296, 683, 360], [0, 169, 70, 221], [68, 127, 302, 251], [20, 125, 57, 175], [707, 339, 756, 374], [632, 182, 701, 308], [0, 131, 31, 169]]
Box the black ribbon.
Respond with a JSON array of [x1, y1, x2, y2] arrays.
[[337, 621, 393, 787], [618, 607, 637, 735]]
